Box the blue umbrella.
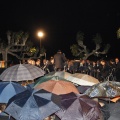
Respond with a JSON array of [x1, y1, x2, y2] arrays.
[[0, 81, 26, 103], [5, 89, 61, 120]]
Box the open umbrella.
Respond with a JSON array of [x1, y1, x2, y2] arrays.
[[0, 64, 45, 81], [34, 75, 67, 87], [84, 81, 120, 98], [46, 71, 72, 79], [5, 89, 61, 120], [100, 100, 120, 120], [55, 92, 103, 120], [76, 85, 91, 93], [67, 73, 99, 86], [0, 81, 25, 103], [34, 80, 79, 95]]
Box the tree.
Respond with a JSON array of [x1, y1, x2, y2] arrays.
[[70, 31, 110, 60], [0, 31, 46, 68]]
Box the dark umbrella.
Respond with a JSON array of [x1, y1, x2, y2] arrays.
[[5, 89, 61, 120], [100, 100, 120, 120], [0, 112, 15, 120], [0, 64, 45, 81], [76, 85, 91, 93], [0, 81, 26, 103], [84, 81, 120, 98], [55, 92, 103, 120], [25, 83, 34, 91]]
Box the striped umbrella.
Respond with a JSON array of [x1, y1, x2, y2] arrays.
[[0, 64, 45, 81]]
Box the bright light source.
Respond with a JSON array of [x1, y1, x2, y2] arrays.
[[38, 32, 43, 37]]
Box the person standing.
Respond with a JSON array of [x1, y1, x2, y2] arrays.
[[115, 58, 120, 81], [54, 50, 67, 71]]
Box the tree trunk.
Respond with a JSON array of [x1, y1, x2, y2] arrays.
[[2, 50, 8, 68]]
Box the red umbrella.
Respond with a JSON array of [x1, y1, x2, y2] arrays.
[[34, 80, 79, 95]]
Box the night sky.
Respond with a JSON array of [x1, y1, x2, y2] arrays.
[[0, 1, 120, 59]]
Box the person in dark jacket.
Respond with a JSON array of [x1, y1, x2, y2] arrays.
[[115, 58, 120, 81], [54, 50, 67, 71], [99, 60, 109, 81]]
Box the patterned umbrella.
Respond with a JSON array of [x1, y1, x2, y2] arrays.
[[84, 81, 120, 98], [0, 81, 26, 103], [55, 92, 103, 120], [5, 89, 61, 120], [0, 64, 45, 81], [34, 80, 79, 95]]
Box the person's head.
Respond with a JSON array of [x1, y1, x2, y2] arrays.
[[36, 59, 41, 65], [27, 59, 32, 64], [0, 103, 6, 112], [31, 59, 35, 65], [57, 50, 62, 54], [100, 60, 106, 65], [50, 57, 54, 64], [115, 58, 119, 63]]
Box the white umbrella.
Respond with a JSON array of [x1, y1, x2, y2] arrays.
[[67, 73, 100, 86]]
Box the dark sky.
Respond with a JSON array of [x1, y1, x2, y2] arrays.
[[0, 1, 120, 59]]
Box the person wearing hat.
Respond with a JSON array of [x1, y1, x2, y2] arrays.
[[54, 50, 67, 71]]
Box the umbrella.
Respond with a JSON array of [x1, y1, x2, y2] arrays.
[[25, 83, 34, 91], [76, 85, 91, 93], [100, 100, 120, 120], [46, 71, 72, 79], [0, 81, 26, 103], [34, 75, 68, 87], [55, 92, 103, 120], [34, 80, 79, 95], [84, 81, 120, 98], [67, 73, 100, 86], [0, 64, 45, 81], [0, 112, 15, 120], [5, 89, 61, 120]]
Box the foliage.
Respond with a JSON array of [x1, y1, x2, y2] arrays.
[[0, 30, 46, 67], [70, 31, 110, 60], [70, 44, 79, 57]]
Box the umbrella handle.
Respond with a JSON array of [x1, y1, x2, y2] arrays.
[[8, 115, 11, 120]]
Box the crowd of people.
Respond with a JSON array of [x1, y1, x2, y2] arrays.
[[20, 50, 120, 82], [1, 50, 120, 120]]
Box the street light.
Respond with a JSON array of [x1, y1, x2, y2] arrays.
[[38, 31, 44, 48]]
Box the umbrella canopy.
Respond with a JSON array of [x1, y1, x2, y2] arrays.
[[25, 83, 34, 91], [76, 85, 91, 93], [5, 89, 61, 120], [34, 80, 79, 95], [0, 81, 25, 103], [100, 100, 120, 120], [55, 92, 103, 120], [0, 112, 15, 120], [0, 64, 45, 81], [84, 81, 120, 98], [46, 71, 72, 79], [67, 73, 99, 86], [34, 75, 68, 87]]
